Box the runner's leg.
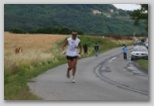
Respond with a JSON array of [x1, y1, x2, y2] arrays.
[[125, 53, 127, 59], [72, 58, 78, 82], [67, 59, 73, 78]]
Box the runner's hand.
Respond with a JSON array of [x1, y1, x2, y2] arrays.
[[62, 51, 66, 54], [77, 54, 81, 58]]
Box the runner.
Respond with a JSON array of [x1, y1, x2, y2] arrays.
[[62, 32, 82, 83]]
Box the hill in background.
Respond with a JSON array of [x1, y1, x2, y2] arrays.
[[4, 4, 147, 36]]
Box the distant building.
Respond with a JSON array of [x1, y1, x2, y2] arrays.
[[92, 9, 102, 14]]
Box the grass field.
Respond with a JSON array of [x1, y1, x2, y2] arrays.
[[4, 32, 68, 99], [4, 32, 134, 100], [4, 32, 67, 53]]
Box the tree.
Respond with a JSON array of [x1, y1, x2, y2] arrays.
[[9, 28, 26, 34], [130, 4, 148, 31], [5, 4, 147, 36]]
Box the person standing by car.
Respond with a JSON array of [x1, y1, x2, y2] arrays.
[[145, 38, 148, 49], [62, 32, 82, 83], [122, 44, 127, 59], [134, 37, 140, 46]]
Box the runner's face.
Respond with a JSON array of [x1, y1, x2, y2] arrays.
[[72, 34, 77, 39]]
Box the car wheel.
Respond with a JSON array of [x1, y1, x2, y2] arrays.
[[131, 57, 134, 61]]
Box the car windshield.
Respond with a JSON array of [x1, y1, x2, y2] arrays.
[[133, 46, 147, 51]]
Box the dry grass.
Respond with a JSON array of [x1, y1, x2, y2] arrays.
[[4, 32, 68, 100], [4, 32, 68, 76], [101, 36, 134, 45], [110, 39, 134, 45], [4, 32, 68, 54]]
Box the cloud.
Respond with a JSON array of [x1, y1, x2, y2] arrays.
[[113, 4, 141, 11]]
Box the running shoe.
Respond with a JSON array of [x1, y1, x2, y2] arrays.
[[72, 79, 75, 83]]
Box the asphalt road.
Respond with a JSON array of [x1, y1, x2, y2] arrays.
[[28, 46, 149, 101]]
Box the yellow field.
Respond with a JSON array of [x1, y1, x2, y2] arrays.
[[4, 32, 68, 54], [4, 32, 68, 71], [4, 32, 69, 99]]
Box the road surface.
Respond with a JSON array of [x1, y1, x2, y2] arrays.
[[28, 46, 149, 101]]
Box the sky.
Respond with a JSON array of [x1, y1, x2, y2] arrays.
[[113, 4, 141, 11]]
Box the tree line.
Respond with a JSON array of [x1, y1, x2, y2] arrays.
[[9, 26, 84, 35], [5, 4, 147, 36]]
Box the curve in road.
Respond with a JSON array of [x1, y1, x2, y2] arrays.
[[28, 47, 149, 101]]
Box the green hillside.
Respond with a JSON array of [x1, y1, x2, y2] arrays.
[[4, 4, 147, 36]]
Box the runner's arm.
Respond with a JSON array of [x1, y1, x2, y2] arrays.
[[78, 42, 82, 54], [62, 40, 68, 51]]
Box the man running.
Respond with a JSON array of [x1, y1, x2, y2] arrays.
[[62, 32, 82, 83]]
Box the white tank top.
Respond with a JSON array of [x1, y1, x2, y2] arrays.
[[66, 37, 80, 57]]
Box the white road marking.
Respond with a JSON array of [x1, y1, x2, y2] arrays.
[[101, 67, 106, 70], [108, 57, 117, 63]]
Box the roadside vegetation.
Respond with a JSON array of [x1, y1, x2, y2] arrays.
[[4, 32, 134, 100], [136, 59, 148, 71]]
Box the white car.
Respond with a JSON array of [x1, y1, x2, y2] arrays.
[[131, 45, 148, 60]]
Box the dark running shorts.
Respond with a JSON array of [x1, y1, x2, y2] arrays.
[[66, 56, 78, 60]]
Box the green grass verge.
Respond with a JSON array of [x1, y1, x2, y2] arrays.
[[136, 59, 148, 71], [4, 35, 133, 100]]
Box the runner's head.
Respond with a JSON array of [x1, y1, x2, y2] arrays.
[[71, 32, 77, 39]]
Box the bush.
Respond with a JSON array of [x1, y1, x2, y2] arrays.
[[9, 26, 85, 35], [9, 28, 26, 34], [29, 26, 84, 35]]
